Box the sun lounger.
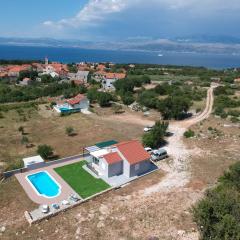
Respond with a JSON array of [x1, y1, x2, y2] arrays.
[[61, 200, 70, 205]]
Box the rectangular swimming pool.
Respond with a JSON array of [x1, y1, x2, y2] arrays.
[[27, 171, 61, 198]]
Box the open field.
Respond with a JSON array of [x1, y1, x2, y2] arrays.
[[55, 161, 110, 199], [129, 74, 200, 83], [0, 104, 146, 172]]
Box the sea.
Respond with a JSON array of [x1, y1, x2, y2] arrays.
[[0, 45, 240, 69]]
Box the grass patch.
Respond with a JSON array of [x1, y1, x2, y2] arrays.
[[54, 161, 110, 199]]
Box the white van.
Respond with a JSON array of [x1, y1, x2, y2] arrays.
[[151, 149, 168, 161]]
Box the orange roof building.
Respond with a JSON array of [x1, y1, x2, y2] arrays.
[[87, 140, 153, 180]]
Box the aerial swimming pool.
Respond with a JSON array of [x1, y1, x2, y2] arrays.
[[27, 171, 61, 198]]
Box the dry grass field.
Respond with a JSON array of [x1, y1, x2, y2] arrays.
[[0, 104, 145, 172]]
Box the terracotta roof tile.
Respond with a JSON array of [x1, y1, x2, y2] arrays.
[[67, 94, 86, 105], [116, 140, 151, 165], [103, 152, 123, 165]]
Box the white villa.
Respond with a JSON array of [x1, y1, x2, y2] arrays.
[[86, 140, 152, 179], [54, 94, 89, 113], [42, 65, 59, 78]]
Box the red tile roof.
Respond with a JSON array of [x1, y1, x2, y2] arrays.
[[8, 65, 31, 73], [105, 73, 126, 79], [103, 152, 123, 165], [116, 140, 151, 165], [66, 94, 86, 105]]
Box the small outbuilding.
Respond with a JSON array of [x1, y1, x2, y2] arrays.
[[23, 155, 45, 170]]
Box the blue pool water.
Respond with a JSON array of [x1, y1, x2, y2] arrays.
[[60, 107, 71, 112], [27, 171, 61, 198], [60, 107, 80, 113]]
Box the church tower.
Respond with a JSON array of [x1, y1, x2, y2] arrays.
[[45, 57, 49, 66]]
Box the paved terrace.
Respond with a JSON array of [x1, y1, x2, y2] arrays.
[[16, 156, 85, 205]]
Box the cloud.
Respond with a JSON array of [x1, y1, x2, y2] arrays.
[[43, 0, 240, 34], [43, 0, 133, 29]]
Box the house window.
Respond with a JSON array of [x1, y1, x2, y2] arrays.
[[135, 164, 140, 171], [93, 157, 99, 165]]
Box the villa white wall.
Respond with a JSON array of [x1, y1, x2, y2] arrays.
[[73, 99, 89, 110], [123, 159, 131, 177], [99, 158, 109, 177]]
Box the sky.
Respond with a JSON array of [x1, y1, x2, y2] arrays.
[[1, 0, 240, 41]]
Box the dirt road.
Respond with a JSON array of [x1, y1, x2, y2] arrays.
[[180, 85, 215, 128]]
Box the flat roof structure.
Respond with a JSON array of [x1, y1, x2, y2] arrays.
[[23, 155, 44, 168], [90, 149, 109, 158]]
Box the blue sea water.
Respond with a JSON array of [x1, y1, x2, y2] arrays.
[[28, 171, 60, 198], [0, 45, 240, 69]]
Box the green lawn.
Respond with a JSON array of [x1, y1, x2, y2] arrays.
[[54, 161, 110, 199]]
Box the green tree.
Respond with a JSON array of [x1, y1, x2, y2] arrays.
[[158, 96, 191, 120], [114, 78, 135, 92], [142, 121, 169, 148], [138, 90, 158, 109], [87, 88, 99, 103], [141, 75, 151, 84], [121, 92, 135, 105], [37, 144, 53, 159], [97, 92, 113, 107], [155, 84, 167, 95]]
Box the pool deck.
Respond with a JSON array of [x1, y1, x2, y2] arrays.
[[15, 157, 84, 205]]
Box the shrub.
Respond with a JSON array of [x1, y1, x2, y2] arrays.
[[65, 126, 75, 136], [37, 144, 53, 159], [112, 104, 124, 114], [21, 136, 29, 145], [18, 126, 24, 134], [208, 127, 213, 131], [193, 162, 240, 240], [155, 84, 167, 95], [4, 160, 24, 171], [184, 129, 195, 138], [121, 92, 135, 105]]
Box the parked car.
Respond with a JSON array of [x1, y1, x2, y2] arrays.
[[151, 149, 168, 161], [52, 203, 60, 210], [144, 147, 153, 153], [144, 126, 153, 132], [41, 205, 50, 214]]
